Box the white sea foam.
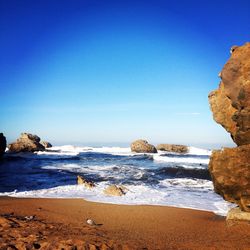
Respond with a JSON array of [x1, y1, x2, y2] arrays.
[[0, 182, 234, 216], [187, 146, 211, 156], [159, 178, 213, 190], [153, 154, 209, 164], [9, 145, 211, 162], [48, 145, 132, 155]]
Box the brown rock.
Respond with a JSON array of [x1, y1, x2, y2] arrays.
[[8, 133, 45, 153], [0, 217, 10, 228], [209, 145, 250, 211], [131, 139, 157, 153], [0, 133, 6, 157], [103, 185, 127, 196], [227, 207, 250, 223], [41, 141, 52, 148], [156, 144, 188, 153], [77, 175, 95, 189], [209, 42, 250, 146], [208, 82, 237, 138], [208, 42, 250, 214], [19, 133, 41, 142]]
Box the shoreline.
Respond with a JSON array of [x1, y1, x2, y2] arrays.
[[0, 197, 250, 249], [0, 194, 228, 215]]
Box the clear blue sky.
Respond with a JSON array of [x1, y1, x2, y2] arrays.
[[0, 0, 249, 148]]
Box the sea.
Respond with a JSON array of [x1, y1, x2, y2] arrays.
[[0, 145, 234, 215]]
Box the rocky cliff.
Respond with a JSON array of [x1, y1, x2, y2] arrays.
[[209, 145, 250, 211], [208, 42, 250, 212], [209, 42, 250, 146]]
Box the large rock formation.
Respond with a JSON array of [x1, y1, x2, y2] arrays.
[[0, 133, 6, 157], [8, 133, 45, 153], [209, 145, 250, 211], [208, 42, 250, 213], [156, 144, 188, 153], [131, 139, 157, 153], [209, 42, 250, 146]]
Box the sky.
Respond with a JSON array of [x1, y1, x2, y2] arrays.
[[0, 0, 250, 148]]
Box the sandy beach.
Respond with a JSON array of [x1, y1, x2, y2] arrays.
[[0, 197, 250, 249]]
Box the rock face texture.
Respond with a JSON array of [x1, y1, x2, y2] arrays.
[[208, 42, 250, 213], [41, 141, 52, 148], [0, 133, 6, 157], [131, 139, 157, 153], [227, 207, 250, 222], [8, 133, 45, 153], [209, 42, 250, 146], [209, 145, 250, 211], [156, 144, 188, 153]]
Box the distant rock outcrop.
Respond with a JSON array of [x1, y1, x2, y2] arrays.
[[131, 139, 157, 153], [0, 133, 6, 157], [41, 141, 52, 148], [103, 185, 127, 196], [208, 42, 250, 214], [156, 144, 188, 153], [8, 133, 45, 153]]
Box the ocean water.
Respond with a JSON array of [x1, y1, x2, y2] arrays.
[[0, 145, 233, 215]]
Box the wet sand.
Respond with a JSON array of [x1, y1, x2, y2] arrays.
[[0, 197, 250, 249]]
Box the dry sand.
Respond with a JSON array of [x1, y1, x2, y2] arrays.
[[0, 197, 250, 249]]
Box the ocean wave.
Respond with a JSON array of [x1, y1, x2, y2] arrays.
[[153, 155, 209, 164], [153, 166, 211, 180], [1, 144, 228, 215], [159, 178, 213, 190], [187, 146, 211, 156], [0, 182, 234, 216]]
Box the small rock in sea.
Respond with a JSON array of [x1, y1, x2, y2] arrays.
[[86, 218, 97, 226], [77, 175, 95, 189], [103, 184, 127, 196], [156, 144, 188, 153], [130, 139, 157, 153]]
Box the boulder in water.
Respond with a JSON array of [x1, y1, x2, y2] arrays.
[[156, 144, 188, 153], [131, 139, 157, 153], [41, 141, 52, 148], [8, 133, 45, 153], [0, 133, 6, 157], [103, 185, 127, 196], [77, 175, 95, 189]]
